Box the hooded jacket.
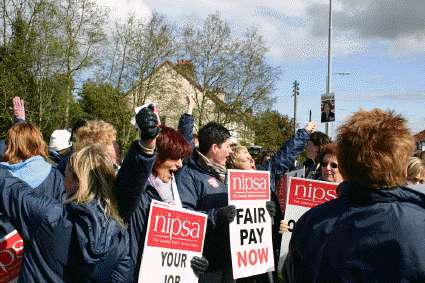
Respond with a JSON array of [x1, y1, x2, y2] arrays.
[[0, 156, 65, 281], [283, 182, 425, 282], [0, 169, 132, 283]]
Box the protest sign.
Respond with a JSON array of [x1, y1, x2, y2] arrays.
[[0, 230, 23, 283], [138, 201, 207, 283], [228, 169, 274, 279], [278, 177, 338, 269], [277, 168, 305, 213]]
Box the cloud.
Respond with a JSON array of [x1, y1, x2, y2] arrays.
[[307, 0, 425, 54], [338, 91, 425, 102], [96, 0, 152, 24]]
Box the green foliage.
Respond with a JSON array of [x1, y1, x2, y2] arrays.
[[253, 110, 294, 150], [79, 82, 136, 150]]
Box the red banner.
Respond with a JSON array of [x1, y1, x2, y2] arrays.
[[146, 204, 207, 253], [0, 230, 23, 283], [288, 178, 337, 208], [228, 170, 270, 201]]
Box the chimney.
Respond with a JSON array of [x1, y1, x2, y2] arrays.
[[175, 59, 196, 82]]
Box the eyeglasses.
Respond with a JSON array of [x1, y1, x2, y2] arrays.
[[321, 161, 338, 169]]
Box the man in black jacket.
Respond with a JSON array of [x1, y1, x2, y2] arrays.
[[284, 109, 425, 282]]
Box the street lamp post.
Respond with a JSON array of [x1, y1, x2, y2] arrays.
[[325, 0, 333, 136]]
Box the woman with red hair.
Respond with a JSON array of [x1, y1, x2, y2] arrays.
[[115, 106, 209, 282]]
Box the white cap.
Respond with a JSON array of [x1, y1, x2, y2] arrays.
[[49, 129, 72, 151]]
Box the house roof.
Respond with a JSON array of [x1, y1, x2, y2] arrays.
[[138, 60, 253, 121], [155, 61, 204, 93], [414, 130, 425, 142]]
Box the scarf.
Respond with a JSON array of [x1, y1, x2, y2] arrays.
[[148, 174, 182, 207], [196, 150, 226, 182]]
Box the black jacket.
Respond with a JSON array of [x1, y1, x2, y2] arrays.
[[284, 182, 425, 282]]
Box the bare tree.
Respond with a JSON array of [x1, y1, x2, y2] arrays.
[[179, 13, 279, 128]]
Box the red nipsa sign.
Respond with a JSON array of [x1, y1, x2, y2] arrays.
[[146, 205, 206, 253], [228, 170, 270, 201], [288, 178, 337, 208]]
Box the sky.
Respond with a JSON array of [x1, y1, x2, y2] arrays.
[[99, 0, 425, 137]]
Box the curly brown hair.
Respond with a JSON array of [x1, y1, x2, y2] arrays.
[[336, 109, 415, 189], [74, 120, 116, 151]]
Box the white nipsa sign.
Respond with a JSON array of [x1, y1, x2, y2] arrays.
[[138, 201, 207, 283], [227, 169, 275, 279]]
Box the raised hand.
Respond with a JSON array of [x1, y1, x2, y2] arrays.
[[135, 105, 160, 148], [304, 121, 317, 134], [185, 94, 196, 115], [13, 96, 25, 121]]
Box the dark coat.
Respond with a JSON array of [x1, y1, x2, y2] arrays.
[[283, 182, 425, 283], [178, 113, 195, 146], [114, 140, 157, 281], [176, 150, 229, 271], [0, 170, 132, 283], [126, 185, 162, 281], [0, 139, 5, 161], [0, 164, 66, 281], [115, 140, 156, 221]]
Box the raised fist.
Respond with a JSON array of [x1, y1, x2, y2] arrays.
[[135, 105, 160, 141]]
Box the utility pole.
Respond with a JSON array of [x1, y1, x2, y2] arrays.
[[325, 0, 333, 136], [292, 80, 299, 136], [309, 110, 312, 122]]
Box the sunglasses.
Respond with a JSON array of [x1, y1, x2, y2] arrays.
[[321, 161, 338, 169]]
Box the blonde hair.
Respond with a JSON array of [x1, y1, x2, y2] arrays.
[[407, 157, 425, 184], [227, 144, 249, 169], [66, 145, 124, 226], [337, 109, 415, 189], [4, 123, 49, 164], [74, 120, 116, 151]]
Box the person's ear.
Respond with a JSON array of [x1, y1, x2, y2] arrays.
[[211, 144, 219, 154]]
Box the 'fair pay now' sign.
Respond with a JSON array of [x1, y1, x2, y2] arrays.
[[138, 201, 207, 283], [228, 169, 275, 279], [278, 177, 338, 269]]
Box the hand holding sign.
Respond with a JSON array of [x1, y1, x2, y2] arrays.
[[216, 205, 236, 225], [190, 256, 209, 276]]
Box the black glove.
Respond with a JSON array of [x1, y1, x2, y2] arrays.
[[135, 105, 160, 141], [266, 201, 277, 218], [216, 205, 236, 225], [190, 256, 209, 276]]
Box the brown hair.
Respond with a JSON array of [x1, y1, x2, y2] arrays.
[[336, 109, 415, 189], [4, 123, 49, 164], [227, 144, 249, 169], [74, 120, 116, 151], [318, 143, 338, 163]]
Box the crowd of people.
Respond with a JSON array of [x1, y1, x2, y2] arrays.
[[0, 95, 424, 283]]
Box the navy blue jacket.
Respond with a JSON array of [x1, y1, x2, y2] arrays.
[[284, 182, 425, 282], [0, 139, 5, 161], [176, 150, 229, 271], [114, 140, 156, 281], [0, 170, 132, 283], [178, 113, 195, 147], [0, 163, 65, 282], [126, 184, 162, 281], [115, 140, 156, 221]]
